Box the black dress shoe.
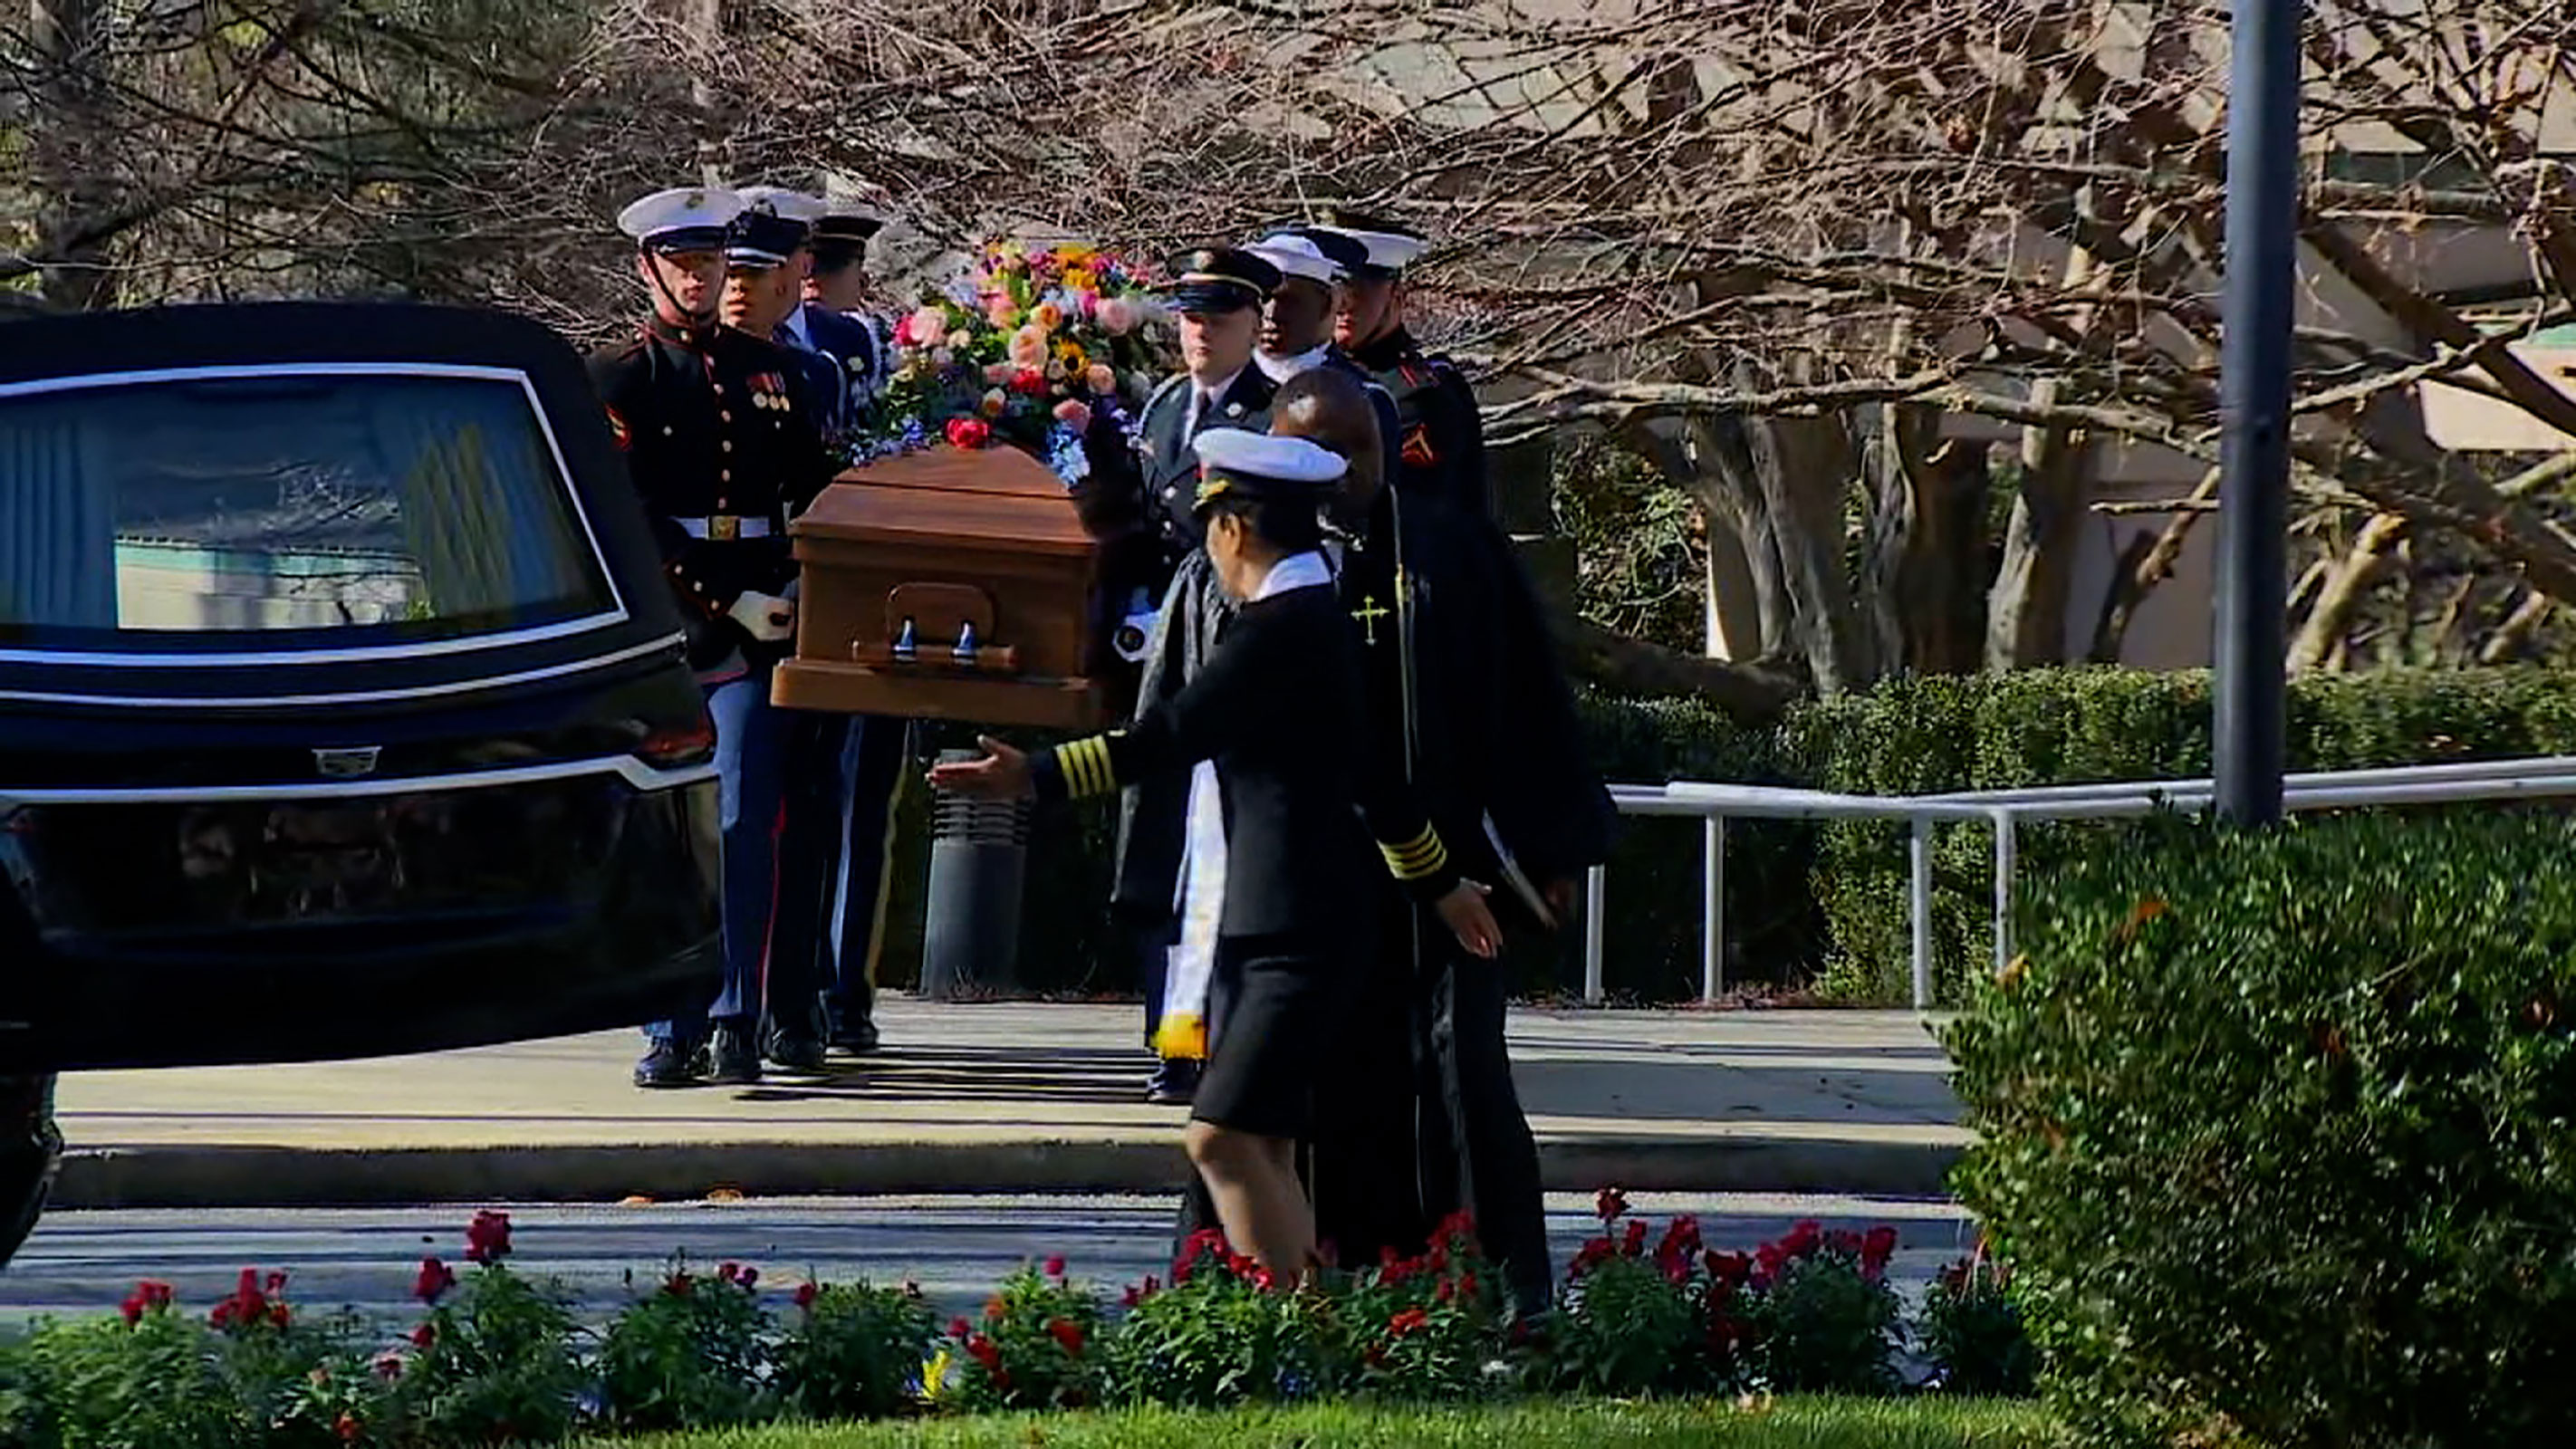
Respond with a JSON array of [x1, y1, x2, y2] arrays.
[[764, 1031, 827, 1073], [633, 1041, 705, 1089], [1145, 1057, 1199, 1106], [829, 1015, 881, 1056], [707, 1023, 763, 1085]]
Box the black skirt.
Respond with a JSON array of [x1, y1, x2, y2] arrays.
[[1189, 931, 1360, 1140]]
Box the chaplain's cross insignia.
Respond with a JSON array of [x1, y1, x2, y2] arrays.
[[1351, 595, 1390, 646]]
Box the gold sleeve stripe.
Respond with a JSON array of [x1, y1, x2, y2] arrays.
[[1057, 736, 1118, 798], [1380, 825, 1450, 880]]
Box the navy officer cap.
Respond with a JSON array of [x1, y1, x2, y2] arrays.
[[726, 208, 812, 269], [812, 211, 884, 246], [1191, 429, 1348, 512], [1159, 246, 1283, 314]]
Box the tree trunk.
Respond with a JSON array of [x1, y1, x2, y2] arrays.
[[689, 0, 729, 184], [1704, 359, 1875, 694], [1860, 404, 1989, 675], [1702, 517, 1764, 660], [1554, 613, 1804, 723], [1621, 416, 1795, 667], [2089, 468, 2219, 663], [2288, 512, 2408, 673], [1985, 378, 2097, 670], [29, 0, 117, 310]]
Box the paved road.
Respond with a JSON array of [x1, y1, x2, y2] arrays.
[[0, 1193, 1978, 1330]]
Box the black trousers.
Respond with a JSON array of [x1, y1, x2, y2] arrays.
[[1415, 929, 1554, 1317]]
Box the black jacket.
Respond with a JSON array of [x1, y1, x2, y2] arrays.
[[586, 315, 836, 665], [1350, 327, 1489, 522], [1033, 575, 1442, 940]]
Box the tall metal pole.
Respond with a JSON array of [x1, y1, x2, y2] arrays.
[[2214, 0, 2303, 826]]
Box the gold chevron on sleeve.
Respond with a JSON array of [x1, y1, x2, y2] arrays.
[[1379, 824, 1449, 880]]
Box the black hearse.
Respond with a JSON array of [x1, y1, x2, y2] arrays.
[[0, 302, 725, 1259]]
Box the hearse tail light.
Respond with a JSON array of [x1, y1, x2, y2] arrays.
[[635, 715, 716, 769]]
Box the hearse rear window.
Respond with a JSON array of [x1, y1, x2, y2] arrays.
[[0, 368, 618, 655]]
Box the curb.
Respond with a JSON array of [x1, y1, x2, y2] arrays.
[[50, 1137, 1962, 1210]]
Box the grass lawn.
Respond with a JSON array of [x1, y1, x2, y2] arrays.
[[614, 1398, 2059, 1449]]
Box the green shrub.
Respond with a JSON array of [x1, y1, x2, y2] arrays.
[[897, 666, 2576, 1007], [395, 1238, 583, 1444], [1104, 1235, 1341, 1407], [592, 1262, 774, 1432], [1789, 666, 2576, 1004], [774, 1279, 939, 1421], [1918, 1252, 2034, 1398], [1946, 808, 2576, 1447], [930, 1261, 1109, 1412], [1745, 1226, 1902, 1397]]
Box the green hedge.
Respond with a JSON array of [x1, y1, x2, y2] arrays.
[[1786, 667, 2576, 1005], [1947, 808, 2576, 1446], [878, 667, 2576, 1008]]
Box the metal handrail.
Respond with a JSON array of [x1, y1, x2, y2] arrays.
[[1586, 757, 2576, 1012]]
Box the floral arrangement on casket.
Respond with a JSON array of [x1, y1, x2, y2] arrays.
[[854, 240, 1178, 486]]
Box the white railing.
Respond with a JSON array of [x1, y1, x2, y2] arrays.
[[1586, 755, 2576, 1012]]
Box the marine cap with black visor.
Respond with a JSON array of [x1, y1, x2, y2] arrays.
[[616, 186, 745, 333]]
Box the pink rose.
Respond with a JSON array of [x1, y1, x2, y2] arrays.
[[1097, 296, 1138, 336], [985, 294, 1020, 328], [984, 362, 1014, 385], [1053, 398, 1092, 429], [1085, 363, 1117, 394], [908, 305, 948, 346], [1008, 326, 1049, 369]]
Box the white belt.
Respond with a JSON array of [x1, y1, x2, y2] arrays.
[[673, 515, 774, 541]]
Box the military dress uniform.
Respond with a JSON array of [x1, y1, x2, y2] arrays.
[[744, 197, 909, 1060], [1020, 432, 1459, 1142], [590, 186, 838, 1088], [1312, 222, 1493, 522], [1252, 228, 1406, 486], [1062, 247, 1286, 1104]]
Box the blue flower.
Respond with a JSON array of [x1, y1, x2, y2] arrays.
[[1047, 421, 1091, 487]]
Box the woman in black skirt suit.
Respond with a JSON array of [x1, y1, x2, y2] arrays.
[[934, 428, 1468, 1281]]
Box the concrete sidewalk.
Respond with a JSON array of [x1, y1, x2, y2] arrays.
[[49, 1001, 1967, 1208]]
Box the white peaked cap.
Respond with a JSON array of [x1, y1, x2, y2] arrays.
[[1247, 234, 1346, 285], [1192, 428, 1350, 484], [1311, 225, 1428, 273], [617, 186, 745, 245]]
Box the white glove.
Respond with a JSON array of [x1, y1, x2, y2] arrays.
[[726, 590, 795, 643]]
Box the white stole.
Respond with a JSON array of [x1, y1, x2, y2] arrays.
[[1151, 551, 1334, 1060]]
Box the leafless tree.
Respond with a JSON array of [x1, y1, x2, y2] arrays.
[[14, 0, 2576, 714]]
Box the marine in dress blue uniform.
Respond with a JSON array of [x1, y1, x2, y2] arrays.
[[738, 191, 908, 1062], [588, 185, 839, 1089], [1310, 216, 1493, 522]]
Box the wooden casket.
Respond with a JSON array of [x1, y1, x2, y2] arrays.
[[771, 444, 1103, 731]]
